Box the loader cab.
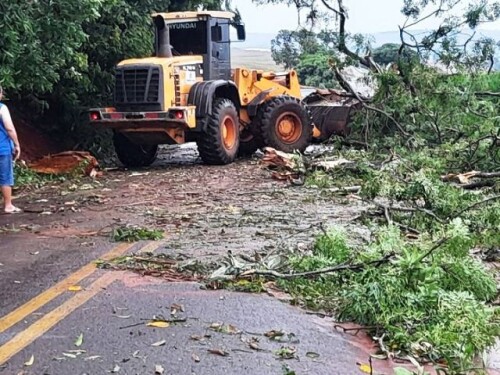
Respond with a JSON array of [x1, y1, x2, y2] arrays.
[[154, 11, 246, 81]]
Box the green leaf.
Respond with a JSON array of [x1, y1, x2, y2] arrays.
[[394, 369, 414, 375], [74, 333, 84, 347]]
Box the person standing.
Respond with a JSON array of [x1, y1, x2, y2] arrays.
[[0, 86, 21, 213]]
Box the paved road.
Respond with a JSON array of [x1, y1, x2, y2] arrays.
[[0, 237, 376, 375], [0, 145, 498, 375]]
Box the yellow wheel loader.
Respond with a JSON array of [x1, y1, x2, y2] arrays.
[[89, 11, 317, 167]]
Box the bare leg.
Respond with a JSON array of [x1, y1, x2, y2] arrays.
[[2, 185, 18, 212]]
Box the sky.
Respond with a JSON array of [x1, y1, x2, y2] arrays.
[[232, 0, 500, 34]]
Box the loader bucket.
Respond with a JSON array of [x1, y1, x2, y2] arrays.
[[302, 89, 361, 142]]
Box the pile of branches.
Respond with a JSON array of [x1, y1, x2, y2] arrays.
[[256, 144, 500, 373]]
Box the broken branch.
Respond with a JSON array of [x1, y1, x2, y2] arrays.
[[238, 253, 394, 280], [416, 237, 450, 263], [441, 171, 500, 182], [367, 200, 446, 224], [450, 195, 500, 220], [334, 67, 410, 137], [474, 91, 500, 97]]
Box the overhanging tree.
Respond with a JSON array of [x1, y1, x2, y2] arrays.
[[0, 0, 225, 125]]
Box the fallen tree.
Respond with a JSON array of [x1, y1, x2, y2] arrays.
[[252, 0, 500, 372]]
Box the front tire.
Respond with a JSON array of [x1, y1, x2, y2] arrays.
[[113, 132, 158, 168], [257, 96, 312, 153], [197, 98, 240, 165]]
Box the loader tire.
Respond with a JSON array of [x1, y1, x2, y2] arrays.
[[257, 95, 312, 153], [113, 132, 158, 168], [197, 98, 239, 165]]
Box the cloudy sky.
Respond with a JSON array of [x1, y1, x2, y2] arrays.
[[232, 0, 500, 34]]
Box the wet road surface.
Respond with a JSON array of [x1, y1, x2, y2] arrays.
[[0, 144, 498, 375]]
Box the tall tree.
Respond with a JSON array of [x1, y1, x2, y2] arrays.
[[271, 28, 339, 86], [258, 0, 500, 71], [0, 0, 224, 109]]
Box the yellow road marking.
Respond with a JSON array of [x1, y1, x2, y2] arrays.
[[0, 272, 118, 365], [0, 242, 135, 333], [0, 240, 160, 365], [132, 241, 161, 254]]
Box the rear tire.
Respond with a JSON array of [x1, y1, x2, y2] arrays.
[[113, 132, 158, 168], [257, 96, 312, 153], [197, 98, 239, 165]]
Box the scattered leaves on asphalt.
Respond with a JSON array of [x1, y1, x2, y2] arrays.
[[274, 346, 297, 360], [170, 303, 185, 315], [209, 323, 240, 335], [97, 253, 199, 282], [147, 321, 170, 328], [154, 365, 164, 374], [66, 350, 86, 355], [151, 340, 166, 347], [306, 351, 320, 359], [267, 332, 299, 344], [265, 330, 284, 339], [244, 337, 264, 351], [207, 348, 229, 357], [112, 226, 163, 242], [359, 363, 373, 373], [192, 353, 201, 362], [108, 364, 120, 373], [282, 365, 297, 375], [23, 355, 34, 366], [190, 334, 211, 342], [74, 333, 84, 347], [114, 315, 132, 319], [62, 353, 77, 359], [84, 355, 102, 361]]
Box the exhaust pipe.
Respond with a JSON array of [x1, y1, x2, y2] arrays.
[[154, 15, 172, 58]]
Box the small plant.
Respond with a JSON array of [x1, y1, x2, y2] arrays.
[[305, 171, 333, 188], [112, 226, 164, 242]]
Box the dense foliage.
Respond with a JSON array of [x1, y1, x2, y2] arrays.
[[271, 29, 341, 87], [0, 0, 223, 133], [283, 223, 498, 373], [258, 0, 500, 372]]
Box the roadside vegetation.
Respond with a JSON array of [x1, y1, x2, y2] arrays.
[[258, 0, 500, 372]]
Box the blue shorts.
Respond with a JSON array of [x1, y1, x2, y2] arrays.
[[0, 155, 14, 186]]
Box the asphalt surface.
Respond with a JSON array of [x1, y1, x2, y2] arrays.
[[0, 144, 498, 375], [1, 279, 371, 375]]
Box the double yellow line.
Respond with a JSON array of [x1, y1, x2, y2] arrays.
[[0, 241, 159, 365]]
